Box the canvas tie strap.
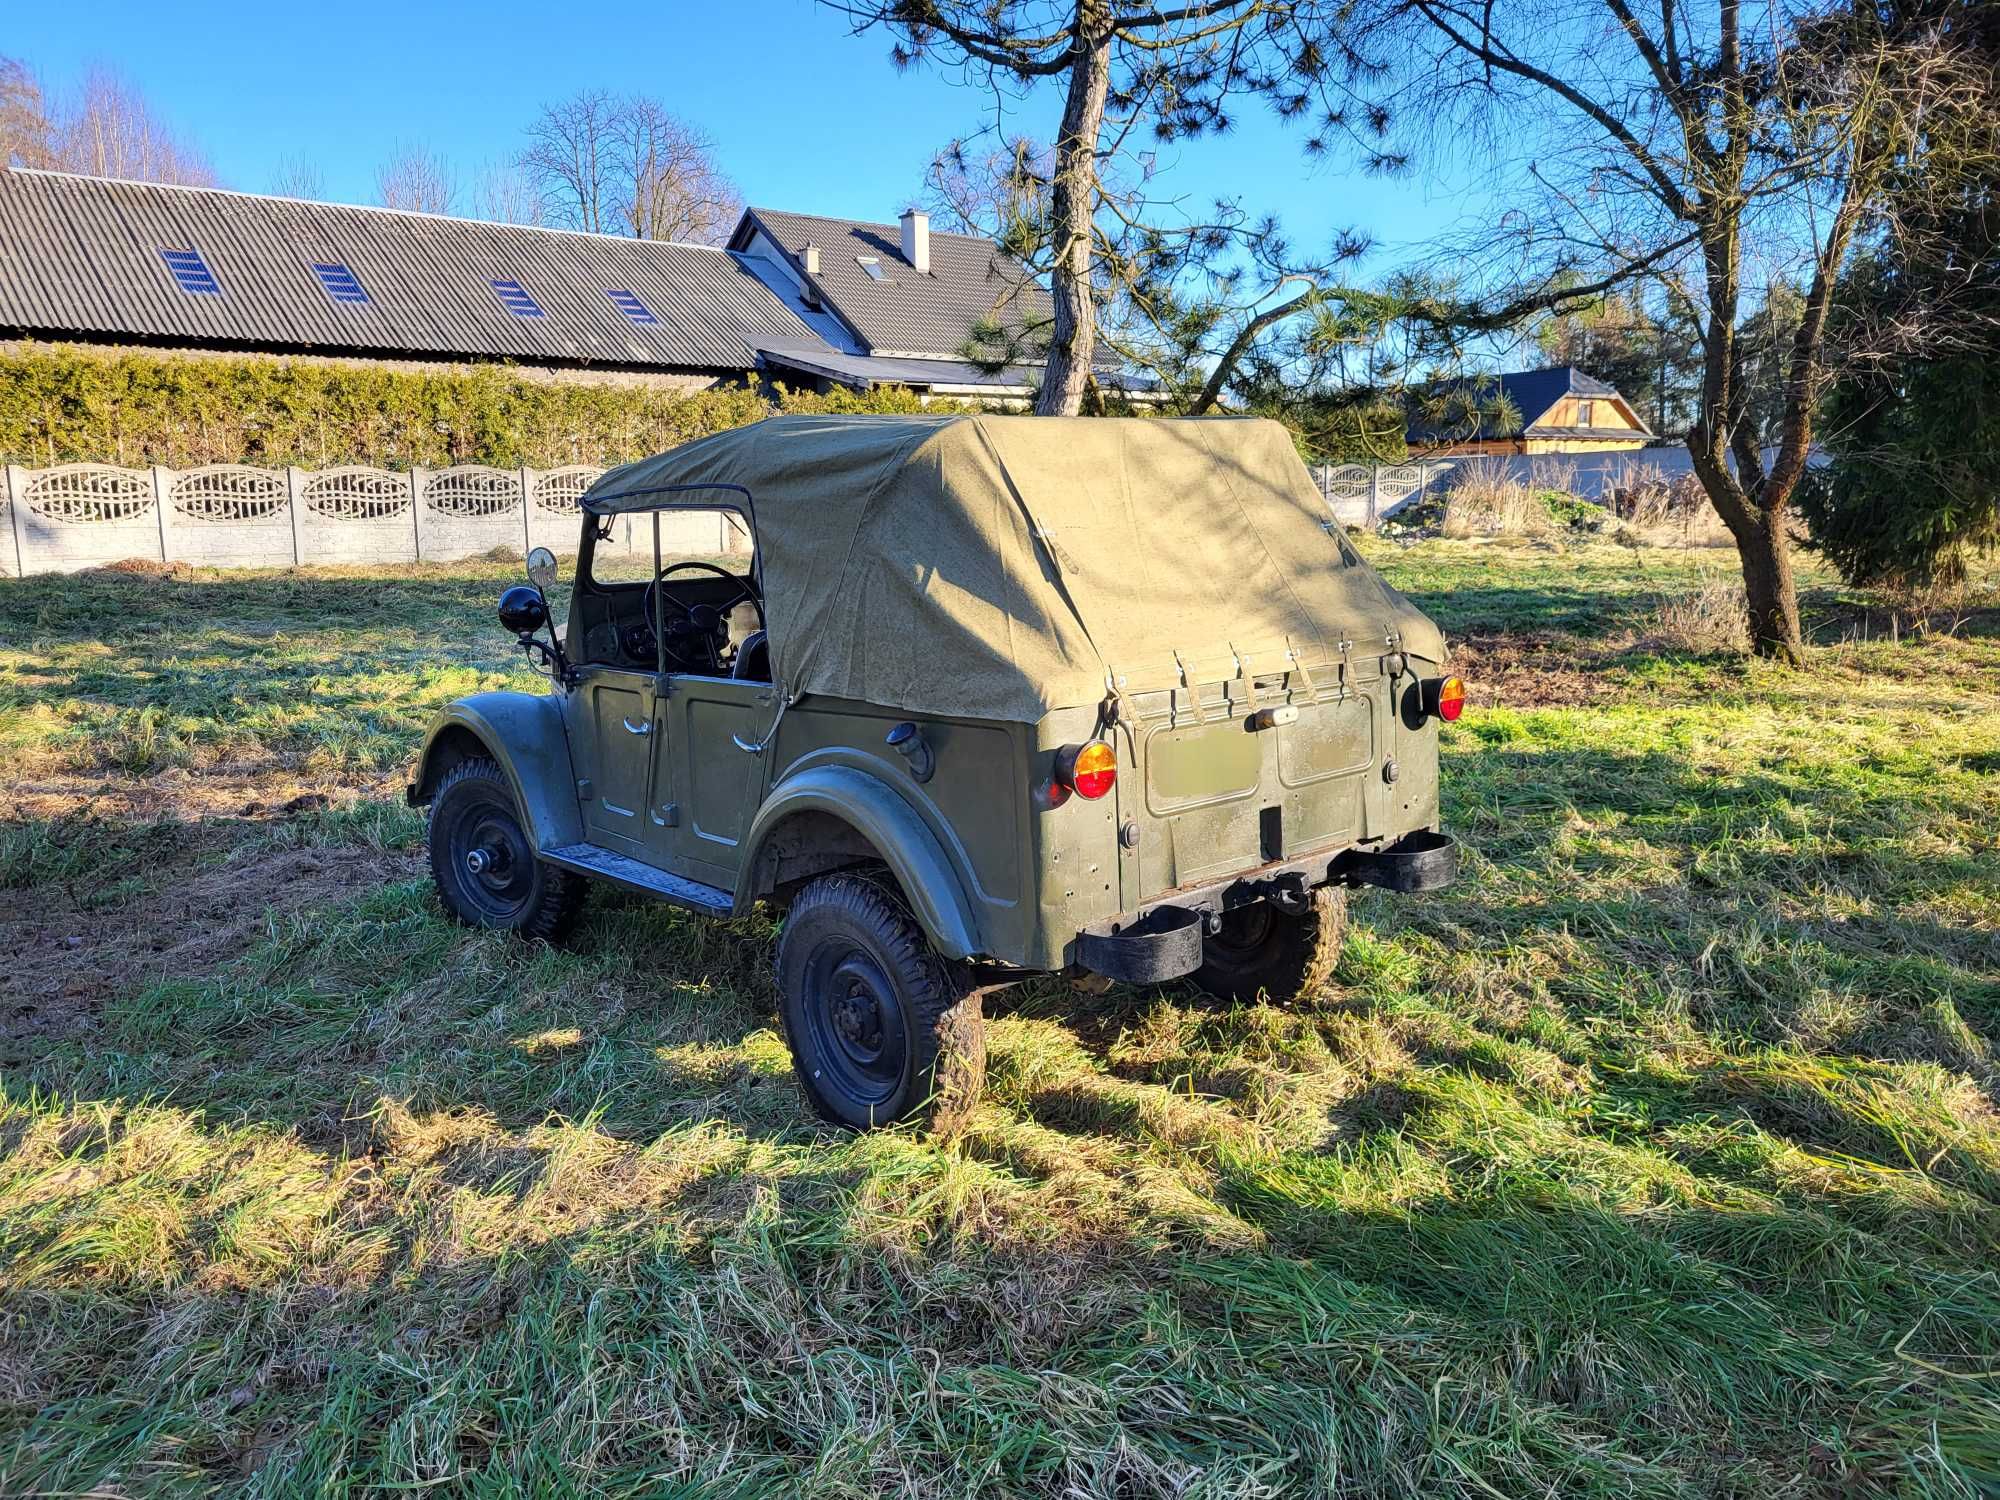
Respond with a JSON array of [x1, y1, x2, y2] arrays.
[[1285, 634, 1317, 698]]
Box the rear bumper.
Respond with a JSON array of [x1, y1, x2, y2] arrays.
[[1069, 829, 1460, 982]]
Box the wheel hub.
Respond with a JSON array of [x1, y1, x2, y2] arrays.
[[464, 842, 511, 884], [832, 980, 883, 1050]]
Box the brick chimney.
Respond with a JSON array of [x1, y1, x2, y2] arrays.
[[899, 210, 929, 275]]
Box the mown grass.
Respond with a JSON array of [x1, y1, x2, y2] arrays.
[[2, 541, 1998, 1496]]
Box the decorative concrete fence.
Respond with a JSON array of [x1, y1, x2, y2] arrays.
[[1310, 448, 1763, 528], [0, 462, 753, 577], [1311, 461, 1460, 528]]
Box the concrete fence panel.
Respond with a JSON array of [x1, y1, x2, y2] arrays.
[[166, 465, 295, 568], [418, 466, 524, 561], [298, 467, 419, 566], [15, 463, 162, 573], [528, 467, 605, 558]]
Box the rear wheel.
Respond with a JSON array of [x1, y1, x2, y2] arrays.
[[427, 757, 583, 941], [1191, 887, 1347, 1005], [777, 874, 984, 1134]]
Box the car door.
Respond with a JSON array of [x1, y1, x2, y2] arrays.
[[577, 668, 662, 852], [659, 673, 776, 888]]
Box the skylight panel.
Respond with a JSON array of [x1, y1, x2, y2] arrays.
[[312, 262, 370, 305], [490, 279, 545, 318], [856, 255, 890, 282], [605, 289, 658, 326], [160, 248, 221, 296]]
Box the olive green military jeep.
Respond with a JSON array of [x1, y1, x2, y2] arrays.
[[409, 414, 1462, 1132]]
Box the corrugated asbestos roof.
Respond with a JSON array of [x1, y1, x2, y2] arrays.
[[0, 169, 827, 371], [735, 207, 1058, 359]]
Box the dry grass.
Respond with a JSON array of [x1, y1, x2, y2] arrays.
[[1439, 459, 1561, 538], [1645, 571, 1752, 653], [3, 544, 1999, 1495], [1606, 465, 1735, 547]]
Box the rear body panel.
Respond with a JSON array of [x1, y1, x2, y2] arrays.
[[1024, 644, 1446, 971]]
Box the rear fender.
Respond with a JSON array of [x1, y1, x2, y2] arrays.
[[736, 765, 982, 960], [406, 692, 583, 853]]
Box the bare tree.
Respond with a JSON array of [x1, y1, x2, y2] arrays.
[[376, 144, 457, 215], [4, 61, 218, 185], [267, 153, 325, 200], [1354, 0, 1990, 661], [519, 88, 620, 233], [616, 99, 741, 243], [519, 89, 742, 243], [0, 56, 53, 169], [829, 1, 1379, 416], [472, 160, 547, 226], [55, 67, 218, 186]]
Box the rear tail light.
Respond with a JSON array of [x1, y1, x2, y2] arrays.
[[1055, 740, 1117, 800], [1423, 676, 1466, 722]]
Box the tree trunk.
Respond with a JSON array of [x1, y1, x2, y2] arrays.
[[1737, 500, 1805, 663], [1035, 4, 1112, 417], [1686, 442, 1808, 664]]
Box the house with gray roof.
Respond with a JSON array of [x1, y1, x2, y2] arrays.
[[0, 168, 1134, 402]]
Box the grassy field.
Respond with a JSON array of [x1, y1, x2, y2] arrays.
[[2, 539, 1997, 1497]]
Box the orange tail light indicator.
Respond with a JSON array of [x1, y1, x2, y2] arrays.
[[1423, 676, 1466, 723], [1055, 740, 1118, 800]]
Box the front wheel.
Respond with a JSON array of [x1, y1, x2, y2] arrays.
[[777, 874, 984, 1134], [1191, 887, 1347, 1004], [427, 756, 583, 942]]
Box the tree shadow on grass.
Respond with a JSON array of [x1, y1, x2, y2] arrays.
[[6, 724, 2000, 1493], [8, 1094, 1997, 1498], [9, 874, 808, 1149]]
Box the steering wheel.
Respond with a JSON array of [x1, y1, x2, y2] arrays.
[[636, 561, 765, 673]]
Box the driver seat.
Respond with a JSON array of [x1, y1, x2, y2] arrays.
[[732, 629, 772, 683]]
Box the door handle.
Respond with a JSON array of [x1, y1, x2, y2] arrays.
[[622, 717, 652, 736]]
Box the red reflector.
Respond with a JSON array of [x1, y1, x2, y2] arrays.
[[1438, 677, 1465, 722], [1056, 740, 1117, 800]]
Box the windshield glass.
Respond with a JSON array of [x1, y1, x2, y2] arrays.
[[589, 508, 756, 585]]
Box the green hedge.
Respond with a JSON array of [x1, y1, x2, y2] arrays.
[[0, 343, 952, 469]]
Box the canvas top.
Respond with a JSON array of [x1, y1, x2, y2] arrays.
[[586, 413, 1444, 722]]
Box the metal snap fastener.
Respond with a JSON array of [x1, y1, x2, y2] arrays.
[[1119, 820, 1142, 849], [1382, 757, 1400, 784]]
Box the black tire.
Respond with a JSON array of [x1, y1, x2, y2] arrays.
[[427, 756, 583, 942], [1191, 887, 1347, 1005], [776, 874, 984, 1134]]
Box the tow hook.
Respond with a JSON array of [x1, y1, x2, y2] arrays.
[[1266, 872, 1313, 915]]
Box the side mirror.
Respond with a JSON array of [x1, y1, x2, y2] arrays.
[[526, 546, 558, 594], [498, 585, 550, 636]]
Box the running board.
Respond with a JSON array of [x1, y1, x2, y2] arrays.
[[541, 843, 735, 915]]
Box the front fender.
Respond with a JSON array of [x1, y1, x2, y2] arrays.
[[736, 765, 982, 961], [406, 691, 583, 854]]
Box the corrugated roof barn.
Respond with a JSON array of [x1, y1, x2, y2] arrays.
[[0, 169, 1156, 401], [0, 168, 825, 375]]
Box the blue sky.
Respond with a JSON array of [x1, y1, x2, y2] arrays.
[[11, 1, 1496, 276]]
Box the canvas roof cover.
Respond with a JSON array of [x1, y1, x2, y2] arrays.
[[585, 414, 1444, 723]]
